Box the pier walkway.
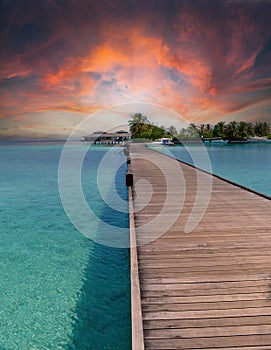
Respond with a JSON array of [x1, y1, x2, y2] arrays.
[[129, 143, 271, 350]]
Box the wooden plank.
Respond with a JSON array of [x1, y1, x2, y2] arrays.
[[139, 270, 271, 279], [141, 274, 271, 283], [138, 256, 271, 268], [142, 286, 269, 298], [138, 262, 271, 273], [142, 299, 271, 312], [142, 279, 271, 288], [144, 315, 271, 329], [144, 324, 271, 338], [141, 292, 270, 304], [137, 241, 271, 250], [144, 335, 271, 349], [143, 307, 271, 320], [139, 249, 271, 259], [185, 347, 271, 350], [142, 280, 269, 290], [139, 250, 271, 259]]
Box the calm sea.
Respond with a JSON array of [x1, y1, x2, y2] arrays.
[[0, 142, 131, 350], [149, 142, 271, 197]]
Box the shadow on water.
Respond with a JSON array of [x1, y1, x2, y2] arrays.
[[67, 241, 131, 350], [67, 151, 131, 350]]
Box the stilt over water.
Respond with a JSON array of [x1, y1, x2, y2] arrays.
[[129, 143, 271, 350]]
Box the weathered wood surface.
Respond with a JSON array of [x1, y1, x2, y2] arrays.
[[129, 162, 145, 350], [130, 143, 271, 350]]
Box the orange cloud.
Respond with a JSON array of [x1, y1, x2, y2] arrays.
[[236, 49, 260, 74]]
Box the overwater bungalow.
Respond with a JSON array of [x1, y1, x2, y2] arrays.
[[202, 137, 225, 143], [82, 130, 131, 144]]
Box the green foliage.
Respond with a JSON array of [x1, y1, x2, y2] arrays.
[[128, 114, 270, 142], [213, 121, 226, 139], [128, 113, 169, 140], [176, 124, 201, 141], [128, 113, 150, 136], [254, 122, 270, 137], [226, 121, 240, 141], [193, 121, 270, 141], [167, 125, 178, 136], [128, 113, 149, 125], [197, 123, 213, 138]]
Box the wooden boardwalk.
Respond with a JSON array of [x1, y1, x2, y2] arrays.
[[129, 143, 271, 350]]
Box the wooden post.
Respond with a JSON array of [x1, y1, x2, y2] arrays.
[[126, 173, 133, 187]]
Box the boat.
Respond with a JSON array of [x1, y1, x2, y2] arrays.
[[247, 137, 269, 143], [152, 138, 175, 146]]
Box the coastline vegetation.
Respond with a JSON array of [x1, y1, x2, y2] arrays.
[[128, 113, 271, 142]]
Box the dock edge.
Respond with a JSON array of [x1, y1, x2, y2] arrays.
[[128, 161, 145, 350]]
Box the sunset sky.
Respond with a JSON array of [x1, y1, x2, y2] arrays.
[[0, 0, 270, 139]]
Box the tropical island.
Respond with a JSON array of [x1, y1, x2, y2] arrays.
[[128, 113, 271, 143]]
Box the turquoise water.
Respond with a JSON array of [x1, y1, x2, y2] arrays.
[[149, 143, 271, 197], [2, 141, 270, 349], [0, 142, 131, 350]]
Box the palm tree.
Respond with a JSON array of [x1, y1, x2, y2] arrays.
[[167, 125, 177, 136], [226, 121, 240, 141], [186, 124, 199, 139], [238, 121, 249, 140], [128, 113, 149, 137], [247, 122, 255, 137], [213, 121, 226, 139], [199, 124, 205, 137], [254, 122, 270, 136], [128, 113, 148, 126]]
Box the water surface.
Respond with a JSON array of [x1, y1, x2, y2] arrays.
[[0, 142, 131, 350], [149, 143, 271, 197]]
